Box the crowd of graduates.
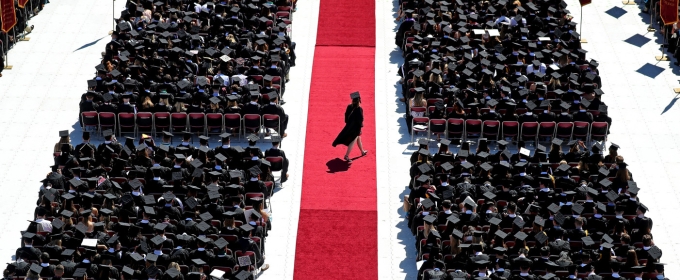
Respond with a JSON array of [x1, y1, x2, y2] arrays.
[[3, 0, 297, 279], [395, 0, 666, 279]]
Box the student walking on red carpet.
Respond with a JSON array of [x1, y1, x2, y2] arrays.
[[332, 91, 368, 162]]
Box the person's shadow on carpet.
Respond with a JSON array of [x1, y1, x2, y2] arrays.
[[326, 158, 351, 173]]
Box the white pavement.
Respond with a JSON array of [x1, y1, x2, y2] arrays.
[[0, 2, 320, 280], [375, 0, 680, 279]]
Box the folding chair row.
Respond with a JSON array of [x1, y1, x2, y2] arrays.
[[410, 118, 608, 146], [81, 112, 285, 143]]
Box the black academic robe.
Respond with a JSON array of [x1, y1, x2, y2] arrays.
[[332, 105, 364, 147]]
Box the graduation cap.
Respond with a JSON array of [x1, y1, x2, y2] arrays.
[[582, 236, 595, 246], [489, 217, 502, 226], [513, 217, 525, 228], [199, 211, 214, 221], [571, 203, 584, 214], [494, 229, 508, 240], [150, 235, 165, 246], [535, 231, 548, 244], [646, 245, 662, 259], [195, 221, 210, 233], [452, 228, 464, 239], [423, 215, 437, 225], [447, 215, 461, 226], [480, 163, 493, 171], [483, 191, 496, 201], [164, 267, 181, 278], [52, 218, 65, 230], [514, 231, 528, 241], [600, 178, 613, 188], [421, 198, 435, 209], [130, 252, 144, 262], [235, 270, 252, 280], [73, 268, 88, 278], [143, 206, 156, 215]]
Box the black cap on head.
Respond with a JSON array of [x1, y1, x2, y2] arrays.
[[350, 91, 361, 100]]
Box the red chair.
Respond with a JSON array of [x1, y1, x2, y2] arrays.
[[188, 113, 206, 135], [243, 114, 262, 136], [271, 76, 283, 88], [266, 156, 285, 189], [589, 122, 608, 144], [264, 181, 275, 211], [426, 98, 443, 107], [465, 119, 483, 140], [153, 112, 171, 137], [244, 192, 265, 206], [556, 122, 574, 140], [118, 113, 136, 137], [411, 117, 429, 145], [520, 122, 539, 144], [235, 251, 258, 266], [249, 75, 264, 85], [428, 119, 447, 140], [99, 112, 116, 136], [447, 118, 464, 141], [80, 112, 99, 134], [135, 112, 153, 138], [224, 114, 242, 141], [205, 113, 224, 135], [572, 121, 590, 142], [538, 122, 556, 142], [276, 11, 290, 19], [263, 114, 281, 137], [482, 120, 501, 141], [170, 113, 188, 134], [410, 106, 426, 117], [502, 121, 519, 140]]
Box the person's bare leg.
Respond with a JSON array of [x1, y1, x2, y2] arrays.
[[345, 137, 357, 161], [357, 136, 368, 156]]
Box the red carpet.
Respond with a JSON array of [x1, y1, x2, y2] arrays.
[[293, 0, 376, 279]]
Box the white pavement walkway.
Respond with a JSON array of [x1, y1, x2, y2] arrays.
[[0, 1, 320, 280], [375, 0, 680, 278]]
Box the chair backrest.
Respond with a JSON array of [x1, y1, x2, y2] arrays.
[[171, 112, 187, 119], [243, 114, 261, 127], [188, 113, 206, 124], [482, 120, 500, 127], [206, 113, 223, 122], [413, 117, 429, 124], [540, 121, 556, 128], [448, 118, 464, 126], [427, 98, 443, 106], [224, 114, 241, 128], [429, 119, 446, 125], [118, 113, 135, 125], [265, 156, 284, 171], [81, 112, 99, 126], [557, 122, 574, 128], [136, 112, 153, 125], [591, 121, 608, 129], [411, 107, 426, 113], [465, 119, 482, 127], [429, 119, 446, 132], [573, 121, 589, 128], [521, 122, 539, 128], [263, 114, 280, 123]]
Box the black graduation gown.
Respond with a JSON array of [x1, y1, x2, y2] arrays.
[[332, 105, 364, 147]]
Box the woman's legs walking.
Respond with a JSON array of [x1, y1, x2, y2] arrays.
[[345, 137, 357, 161], [357, 136, 368, 155]]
